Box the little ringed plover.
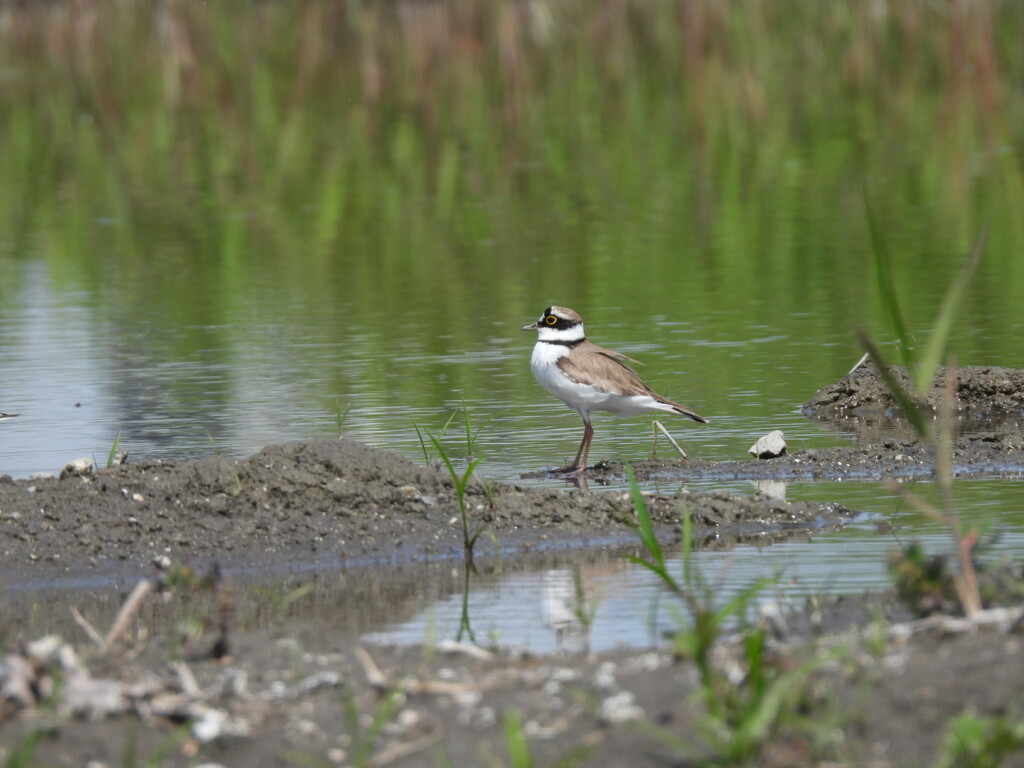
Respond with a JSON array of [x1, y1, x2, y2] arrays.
[[522, 306, 707, 474]]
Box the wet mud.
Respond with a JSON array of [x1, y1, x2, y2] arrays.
[[2, 365, 1024, 767], [0, 439, 859, 581], [802, 364, 1024, 418]]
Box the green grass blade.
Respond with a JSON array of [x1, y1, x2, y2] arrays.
[[912, 230, 986, 395], [472, 408, 508, 450], [712, 576, 774, 626], [624, 464, 664, 571], [413, 423, 431, 464], [502, 709, 533, 768], [461, 395, 473, 454], [864, 187, 914, 369], [139, 723, 193, 768], [626, 554, 681, 594], [735, 652, 831, 747], [461, 456, 482, 486], [470, 527, 499, 553], [437, 409, 458, 440], [334, 400, 353, 434], [855, 328, 930, 437], [106, 432, 121, 468], [427, 432, 458, 484], [3, 730, 41, 768]]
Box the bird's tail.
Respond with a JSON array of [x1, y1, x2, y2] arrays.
[[669, 401, 709, 424]]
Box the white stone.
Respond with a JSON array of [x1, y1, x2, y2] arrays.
[[749, 430, 787, 459]]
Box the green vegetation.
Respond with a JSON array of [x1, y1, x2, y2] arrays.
[[251, 582, 314, 622], [418, 404, 502, 642], [623, 464, 828, 764], [936, 714, 1024, 768], [619, 460, 1024, 766], [858, 229, 990, 615], [568, 565, 598, 648], [105, 432, 121, 468], [341, 685, 404, 768], [118, 722, 193, 768], [484, 709, 591, 768], [2, 732, 40, 768], [1, 0, 1022, 430], [414, 411, 458, 465], [3, 1, 1024, 764], [417, 403, 494, 564], [334, 401, 353, 437], [427, 430, 484, 562]]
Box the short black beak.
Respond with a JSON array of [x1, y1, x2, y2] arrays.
[[521, 321, 541, 331]]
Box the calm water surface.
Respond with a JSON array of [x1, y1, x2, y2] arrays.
[[3, 267, 1023, 651], [363, 479, 1024, 651], [3, 268, 1020, 483], [2, 1, 1024, 650]]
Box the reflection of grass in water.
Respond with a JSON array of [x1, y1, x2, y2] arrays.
[[2, 1, 1022, 439], [334, 400, 353, 437], [1, 1, 1020, 331], [251, 582, 314, 622]]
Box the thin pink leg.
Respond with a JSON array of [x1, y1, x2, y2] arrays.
[[552, 420, 593, 474]]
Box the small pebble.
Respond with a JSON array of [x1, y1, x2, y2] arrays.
[[61, 458, 94, 478], [749, 430, 788, 459], [599, 691, 644, 723]]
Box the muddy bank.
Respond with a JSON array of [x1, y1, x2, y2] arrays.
[[578, 364, 1024, 484], [587, 431, 1024, 483], [802, 364, 1024, 418], [529, 366, 1024, 484], [4, 364, 1024, 581], [0, 439, 858, 582], [4, 585, 1022, 768], [2, 364, 1024, 767]]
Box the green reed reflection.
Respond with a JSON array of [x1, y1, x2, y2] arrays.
[[0, 0, 1022, 444]]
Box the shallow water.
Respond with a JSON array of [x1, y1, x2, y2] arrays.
[[364, 480, 1024, 651], [3, 1, 1024, 652], [3, 257, 1024, 652]]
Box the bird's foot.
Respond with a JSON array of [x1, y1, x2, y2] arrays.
[[550, 464, 586, 475]]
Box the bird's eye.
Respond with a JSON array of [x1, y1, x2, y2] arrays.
[[545, 315, 558, 326]]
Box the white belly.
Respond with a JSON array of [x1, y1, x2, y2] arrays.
[[530, 342, 673, 419]]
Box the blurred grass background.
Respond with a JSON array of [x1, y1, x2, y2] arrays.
[[0, 0, 1021, 464]]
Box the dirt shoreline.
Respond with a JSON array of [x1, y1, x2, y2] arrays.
[[1, 366, 1022, 582], [2, 366, 1024, 767], [0, 438, 866, 584]]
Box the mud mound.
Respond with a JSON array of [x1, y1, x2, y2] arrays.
[[0, 439, 857, 578], [803, 365, 1024, 419]]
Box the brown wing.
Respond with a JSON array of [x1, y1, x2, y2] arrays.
[[558, 341, 709, 423], [591, 343, 644, 367], [557, 341, 656, 398]]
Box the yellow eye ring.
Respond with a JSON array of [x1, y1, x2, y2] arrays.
[[545, 315, 558, 326]]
